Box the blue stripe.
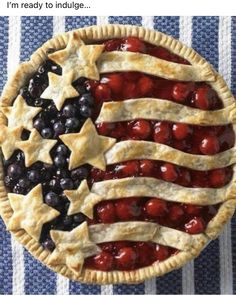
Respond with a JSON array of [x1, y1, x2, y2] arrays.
[[0, 16, 9, 94], [20, 16, 57, 295], [69, 281, 100, 295], [113, 283, 144, 295], [20, 16, 53, 62], [192, 16, 221, 295], [108, 16, 142, 26], [154, 16, 180, 39], [65, 16, 96, 31], [192, 16, 219, 69], [24, 250, 57, 295], [0, 217, 13, 295], [155, 269, 182, 294]]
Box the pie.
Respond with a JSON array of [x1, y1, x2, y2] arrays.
[[0, 25, 236, 284]]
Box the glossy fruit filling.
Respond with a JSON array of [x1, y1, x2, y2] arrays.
[[1, 36, 234, 272]]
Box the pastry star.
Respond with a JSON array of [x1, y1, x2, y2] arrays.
[[48, 222, 100, 275], [64, 180, 101, 218], [1, 95, 42, 130], [0, 125, 23, 160], [7, 184, 60, 241], [16, 129, 57, 167], [41, 72, 79, 111], [60, 118, 116, 170], [48, 32, 105, 81]]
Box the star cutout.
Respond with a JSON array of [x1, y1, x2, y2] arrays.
[[0, 125, 23, 160], [41, 72, 79, 110], [7, 184, 60, 241], [48, 32, 105, 81], [48, 222, 100, 275], [1, 95, 42, 130], [60, 118, 116, 170], [16, 129, 57, 167], [64, 180, 102, 218]]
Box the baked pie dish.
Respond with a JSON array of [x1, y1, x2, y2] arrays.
[[0, 24, 236, 284]]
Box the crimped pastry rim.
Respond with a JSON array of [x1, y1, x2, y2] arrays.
[[0, 24, 235, 284]]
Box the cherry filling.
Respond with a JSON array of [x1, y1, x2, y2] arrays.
[[1, 36, 234, 272]]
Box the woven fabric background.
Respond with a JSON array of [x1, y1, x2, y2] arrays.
[[0, 16, 236, 295]]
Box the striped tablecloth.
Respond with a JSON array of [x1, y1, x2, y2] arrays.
[[0, 16, 236, 295]]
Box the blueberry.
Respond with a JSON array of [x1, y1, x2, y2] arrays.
[[28, 170, 41, 183], [7, 164, 23, 179], [49, 179, 60, 191], [37, 64, 47, 74], [4, 175, 14, 187], [16, 152, 25, 163], [60, 178, 74, 190], [41, 128, 53, 139], [42, 239, 55, 251], [62, 104, 76, 118], [21, 130, 30, 140], [73, 213, 85, 224], [34, 117, 46, 130], [71, 166, 89, 180], [18, 178, 30, 188], [53, 121, 65, 136], [45, 192, 60, 207], [13, 184, 25, 194], [79, 94, 94, 106], [56, 144, 68, 156], [46, 104, 58, 116], [40, 167, 52, 180], [65, 118, 80, 129], [74, 180, 81, 188], [56, 169, 68, 178], [54, 156, 66, 168], [80, 105, 92, 118], [34, 99, 45, 107], [63, 215, 73, 226]]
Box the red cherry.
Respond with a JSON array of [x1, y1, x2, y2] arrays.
[[101, 73, 123, 95], [113, 241, 132, 253], [191, 171, 208, 187], [193, 87, 216, 110], [100, 242, 114, 253], [184, 217, 205, 234], [119, 160, 139, 177], [160, 163, 178, 182], [115, 198, 142, 220], [169, 205, 184, 221], [199, 135, 220, 155], [139, 160, 155, 176], [96, 201, 117, 223], [95, 84, 111, 102], [91, 168, 105, 182], [155, 245, 170, 261], [138, 76, 154, 96], [153, 122, 171, 144], [93, 251, 114, 271], [116, 247, 137, 270], [145, 198, 167, 218], [148, 46, 170, 60], [123, 72, 142, 82], [184, 204, 203, 216], [177, 168, 191, 186], [121, 37, 146, 53], [110, 122, 126, 139], [129, 119, 151, 139], [172, 83, 193, 102], [209, 169, 226, 187], [122, 82, 139, 98], [96, 122, 116, 136], [136, 242, 154, 266], [172, 123, 192, 140], [104, 39, 121, 51]]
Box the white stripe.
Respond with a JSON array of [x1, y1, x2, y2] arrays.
[[96, 15, 114, 295], [142, 16, 157, 295], [219, 16, 233, 295], [142, 16, 154, 30], [96, 16, 109, 26], [53, 16, 70, 295], [179, 16, 195, 295], [7, 15, 25, 295], [182, 261, 195, 295], [56, 274, 70, 295], [53, 16, 65, 35], [179, 16, 192, 47]]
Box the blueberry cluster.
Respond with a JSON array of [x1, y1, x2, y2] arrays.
[[3, 59, 96, 250]]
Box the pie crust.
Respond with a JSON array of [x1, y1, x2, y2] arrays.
[[0, 24, 236, 284]]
